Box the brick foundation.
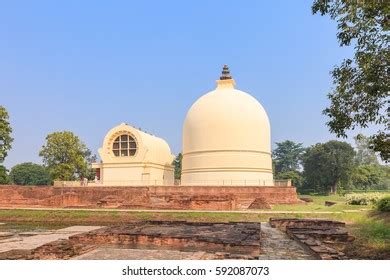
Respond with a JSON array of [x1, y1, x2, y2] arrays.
[[269, 218, 355, 260], [0, 222, 261, 260], [0, 185, 302, 210], [70, 221, 261, 257]]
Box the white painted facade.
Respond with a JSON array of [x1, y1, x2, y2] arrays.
[[181, 70, 273, 186], [92, 123, 175, 186]]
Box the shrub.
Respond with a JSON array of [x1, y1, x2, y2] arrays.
[[0, 165, 10, 184], [345, 192, 387, 205], [9, 162, 51, 185], [376, 196, 390, 212]]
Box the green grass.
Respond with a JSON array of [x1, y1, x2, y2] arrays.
[[0, 208, 350, 225], [343, 212, 390, 259], [357, 219, 389, 249], [272, 194, 371, 212], [0, 207, 374, 224], [0, 194, 380, 224]]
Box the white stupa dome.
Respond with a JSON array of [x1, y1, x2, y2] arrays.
[[181, 65, 273, 186]]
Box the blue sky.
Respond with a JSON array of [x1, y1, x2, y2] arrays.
[[0, 0, 373, 168]]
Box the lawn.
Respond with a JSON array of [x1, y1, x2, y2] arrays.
[[272, 195, 370, 212]]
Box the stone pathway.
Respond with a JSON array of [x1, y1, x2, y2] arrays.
[[0, 226, 102, 254], [74, 248, 211, 260], [0, 232, 13, 238], [258, 222, 314, 260]]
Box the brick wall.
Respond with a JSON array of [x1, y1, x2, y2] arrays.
[[0, 185, 302, 210]]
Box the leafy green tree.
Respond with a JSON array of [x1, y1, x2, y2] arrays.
[[272, 140, 305, 190], [378, 165, 390, 190], [0, 106, 13, 163], [0, 165, 10, 184], [351, 164, 384, 190], [273, 140, 305, 173], [39, 131, 96, 181], [354, 134, 379, 165], [303, 140, 355, 194], [173, 153, 182, 180], [312, 0, 389, 161], [9, 162, 51, 185], [275, 170, 304, 191]]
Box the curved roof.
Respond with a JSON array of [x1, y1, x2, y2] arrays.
[[181, 77, 273, 185], [99, 123, 174, 166], [183, 79, 271, 154]]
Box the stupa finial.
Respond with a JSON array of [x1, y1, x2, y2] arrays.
[[220, 65, 232, 80]]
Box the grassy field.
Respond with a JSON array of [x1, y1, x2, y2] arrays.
[[0, 194, 388, 259], [273, 195, 370, 211]]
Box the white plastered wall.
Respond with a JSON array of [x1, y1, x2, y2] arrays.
[[181, 79, 273, 186], [93, 123, 175, 186]]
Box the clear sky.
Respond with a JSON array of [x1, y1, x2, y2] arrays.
[[0, 0, 373, 168]]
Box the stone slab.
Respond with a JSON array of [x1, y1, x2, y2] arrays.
[[0, 226, 102, 254], [73, 248, 211, 260], [0, 237, 22, 245], [19, 232, 53, 236], [55, 226, 102, 233], [0, 232, 14, 238], [258, 223, 314, 260]]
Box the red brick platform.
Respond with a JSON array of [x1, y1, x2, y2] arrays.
[[0, 185, 302, 210]]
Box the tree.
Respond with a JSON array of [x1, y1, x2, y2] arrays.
[[272, 140, 305, 190], [173, 153, 182, 180], [354, 134, 379, 165], [39, 131, 96, 181], [9, 162, 51, 185], [312, 0, 389, 161], [303, 140, 355, 194], [0, 105, 13, 163], [351, 164, 385, 191], [273, 140, 305, 173], [0, 165, 10, 184], [275, 170, 304, 191], [377, 165, 390, 190]]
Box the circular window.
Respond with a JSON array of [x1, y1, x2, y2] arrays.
[[112, 134, 137, 157]]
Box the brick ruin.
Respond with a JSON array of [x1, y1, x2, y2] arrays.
[[0, 185, 302, 210], [269, 218, 355, 260], [0, 219, 357, 260], [71, 221, 261, 258], [0, 221, 261, 260]]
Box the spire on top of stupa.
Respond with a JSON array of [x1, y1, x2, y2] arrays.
[[220, 65, 232, 80]]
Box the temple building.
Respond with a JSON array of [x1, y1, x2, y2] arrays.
[[92, 123, 175, 185], [92, 66, 276, 187], [181, 65, 273, 186], [0, 66, 300, 211]]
